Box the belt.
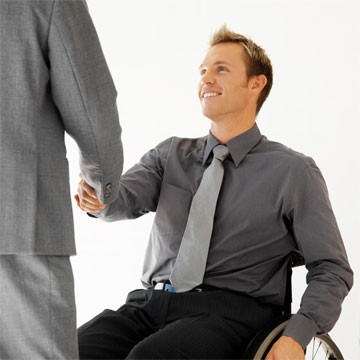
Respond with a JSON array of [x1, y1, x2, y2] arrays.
[[154, 281, 219, 293]]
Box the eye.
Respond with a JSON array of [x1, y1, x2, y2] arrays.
[[199, 68, 207, 76], [217, 66, 229, 73]]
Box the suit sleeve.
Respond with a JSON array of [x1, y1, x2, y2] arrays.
[[48, 0, 123, 204]]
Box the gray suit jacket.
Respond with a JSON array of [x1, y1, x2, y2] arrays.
[[0, 0, 123, 254]]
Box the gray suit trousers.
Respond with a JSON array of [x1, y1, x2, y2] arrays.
[[0, 255, 78, 360]]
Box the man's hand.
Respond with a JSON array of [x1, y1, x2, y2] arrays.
[[74, 173, 107, 213], [265, 335, 304, 360]]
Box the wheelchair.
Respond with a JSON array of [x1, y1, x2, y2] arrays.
[[242, 256, 344, 360]]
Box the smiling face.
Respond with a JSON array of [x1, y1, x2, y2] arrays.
[[198, 42, 256, 124]]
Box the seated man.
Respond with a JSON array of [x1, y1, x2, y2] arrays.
[[75, 25, 353, 360]]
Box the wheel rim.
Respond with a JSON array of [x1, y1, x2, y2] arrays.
[[251, 322, 343, 360], [306, 335, 343, 360]]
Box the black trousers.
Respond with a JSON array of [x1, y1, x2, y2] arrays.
[[78, 288, 281, 359]]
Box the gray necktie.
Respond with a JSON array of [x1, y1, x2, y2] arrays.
[[170, 144, 230, 292]]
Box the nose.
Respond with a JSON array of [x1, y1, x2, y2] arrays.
[[201, 71, 215, 85]]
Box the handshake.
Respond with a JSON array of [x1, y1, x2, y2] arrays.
[[74, 173, 107, 213]]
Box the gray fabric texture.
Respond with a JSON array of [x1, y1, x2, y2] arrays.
[[0, 0, 123, 358], [0, 255, 78, 359], [0, 0, 123, 255]]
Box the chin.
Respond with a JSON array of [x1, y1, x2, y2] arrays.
[[202, 108, 216, 119], [203, 111, 222, 122]]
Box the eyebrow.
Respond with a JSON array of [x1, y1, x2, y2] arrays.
[[199, 61, 231, 69]]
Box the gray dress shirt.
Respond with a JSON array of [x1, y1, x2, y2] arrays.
[[96, 123, 353, 347]]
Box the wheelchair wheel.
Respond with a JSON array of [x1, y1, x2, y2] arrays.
[[306, 334, 343, 360], [243, 316, 344, 359]]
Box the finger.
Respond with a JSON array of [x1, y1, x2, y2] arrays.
[[265, 348, 274, 360], [77, 184, 100, 205], [75, 194, 87, 211], [80, 179, 98, 199], [75, 196, 89, 212], [79, 198, 106, 213], [79, 196, 104, 209], [75, 191, 100, 212]]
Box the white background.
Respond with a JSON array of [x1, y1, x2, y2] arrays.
[[68, 0, 360, 358]]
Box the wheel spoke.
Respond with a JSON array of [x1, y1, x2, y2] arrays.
[[311, 338, 321, 359]]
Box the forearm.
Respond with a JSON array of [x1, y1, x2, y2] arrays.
[[282, 259, 353, 348], [284, 159, 354, 347], [90, 182, 152, 222]]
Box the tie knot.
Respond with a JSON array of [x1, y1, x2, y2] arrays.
[[212, 145, 229, 162]]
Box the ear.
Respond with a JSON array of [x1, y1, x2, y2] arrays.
[[250, 75, 267, 94]]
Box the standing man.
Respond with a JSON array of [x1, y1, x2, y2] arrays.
[[0, 0, 123, 359], [76, 26, 352, 359]]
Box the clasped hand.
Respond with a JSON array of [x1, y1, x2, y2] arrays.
[[74, 173, 107, 213]]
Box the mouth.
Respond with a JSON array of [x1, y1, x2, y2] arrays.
[[201, 91, 222, 98]]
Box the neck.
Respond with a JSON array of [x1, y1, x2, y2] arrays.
[[210, 116, 256, 144]]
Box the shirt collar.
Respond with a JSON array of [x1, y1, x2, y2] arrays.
[[203, 123, 262, 167]]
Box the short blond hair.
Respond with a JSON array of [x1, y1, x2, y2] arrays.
[[210, 25, 273, 114]]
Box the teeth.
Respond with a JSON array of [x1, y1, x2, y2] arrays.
[[203, 92, 220, 98]]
